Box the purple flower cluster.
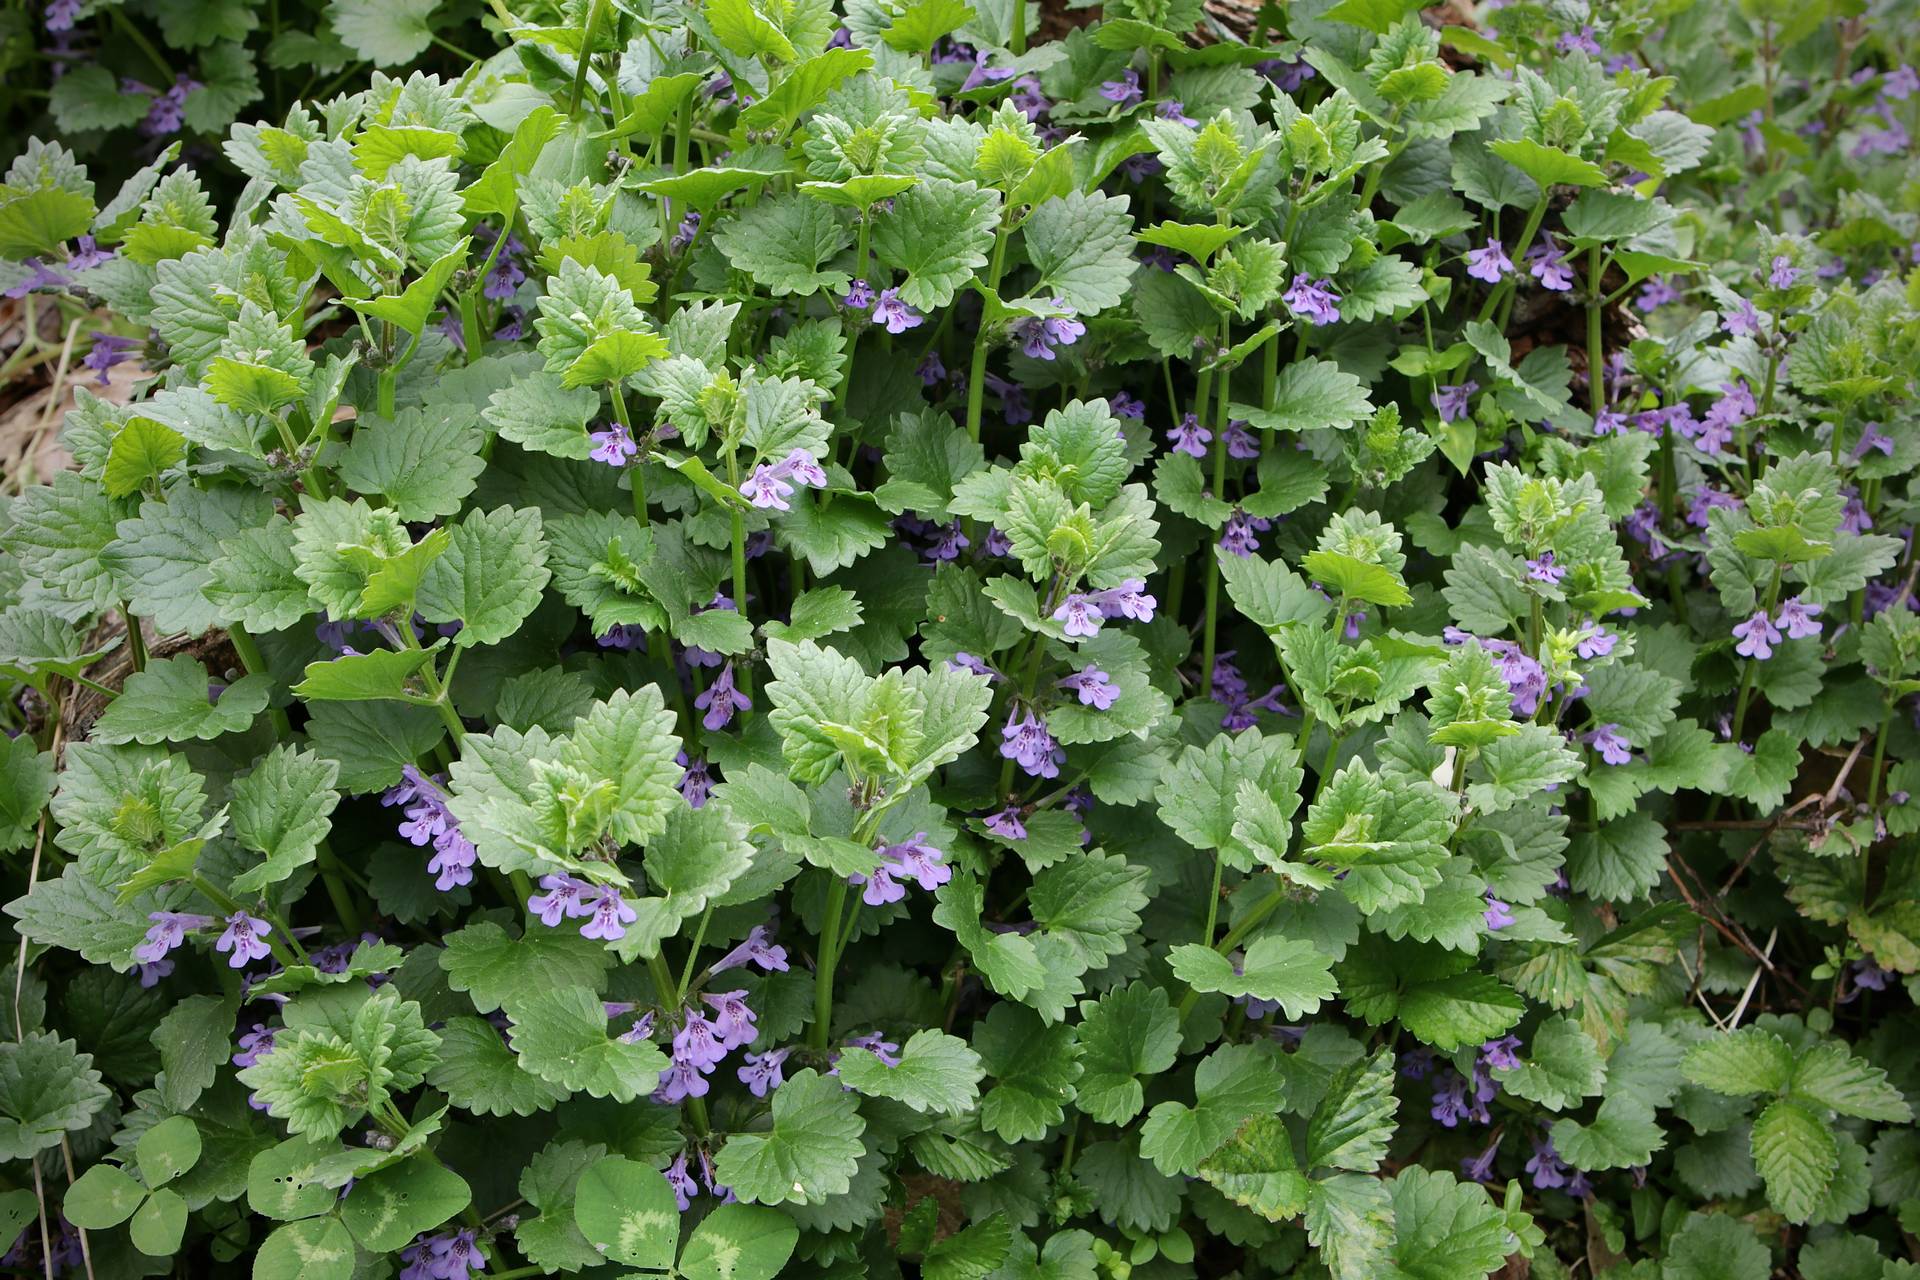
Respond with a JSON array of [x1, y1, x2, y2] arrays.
[[1733, 595, 1821, 660], [1444, 629, 1548, 716], [530, 875, 639, 941], [740, 448, 829, 510], [1212, 652, 1289, 732], [1283, 274, 1342, 326], [656, 989, 760, 1102], [1000, 708, 1064, 779], [1015, 300, 1086, 360], [1051, 578, 1156, 639], [383, 766, 478, 891], [841, 280, 925, 333], [665, 1148, 736, 1211], [399, 1229, 486, 1279], [850, 832, 952, 906]]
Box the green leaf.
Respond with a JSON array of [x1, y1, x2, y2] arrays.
[[838, 1028, 985, 1116], [341, 238, 468, 335], [712, 194, 853, 297], [507, 985, 667, 1101], [1488, 138, 1608, 188], [156, 994, 237, 1112], [327, 0, 440, 65], [340, 1157, 471, 1252], [63, 1164, 146, 1230], [416, 505, 552, 647], [1233, 358, 1373, 433], [136, 1115, 203, 1187], [1306, 1049, 1399, 1172], [873, 178, 1001, 310], [90, 655, 270, 745], [1549, 1096, 1664, 1171], [0, 1032, 111, 1162], [102, 416, 186, 500], [1386, 1167, 1513, 1280], [254, 1216, 355, 1280], [0, 736, 54, 854], [336, 408, 486, 522], [680, 1202, 801, 1280], [129, 1188, 188, 1257], [1682, 1025, 1796, 1097], [974, 1003, 1081, 1143], [440, 921, 613, 1015], [714, 1068, 867, 1206], [1493, 1015, 1605, 1112], [1025, 191, 1137, 314], [1194, 1114, 1310, 1222], [1073, 982, 1182, 1124], [1789, 1041, 1913, 1122], [1664, 1212, 1771, 1280], [1752, 1098, 1838, 1223], [426, 1016, 570, 1118], [230, 747, 341, 894], [1169, 937, 1339, 1020], [291, 642, 445, 703], [572, 1156, 679, 1269], [1155, 729, 1304, 873], [1397, 973, 1523, 1051], [616, 801, 755, 960], [1141, 1043, 1287, 1176]]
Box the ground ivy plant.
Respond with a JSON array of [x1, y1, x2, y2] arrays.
[[1, 0, 1919, 1277]]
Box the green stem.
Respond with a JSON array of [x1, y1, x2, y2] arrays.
[[725, 449, 750, 697], [1177, 887, 1288, 1016], [569, 0, 610, 117], [121, 604, 148, 672], [189, 873, 307, 969], [610, 383, 646, 520], [1586, 247, 1605, 423], [677, 906, 714, 999], [1868, 707, 1893, 811], [1201, 852, 1223, 947], [1198, 318, 1232, 700], [646, 952, 708, 1134], [964, 225, 1012, 446], [1011, 0, 1026, 54], [810, 878, 850, 1051]]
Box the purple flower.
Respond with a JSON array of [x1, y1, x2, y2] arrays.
[[1156, 99, 1198, 126], [232, 1024, 277, 1069], [1526, 240, 1574, 291], [215, 912, 273, 968], [666, 1153, 697, 1210], [713, 924, 790, 975], [1052, 594, 1103, 639], [484, 232, 527, 300], [673, 1010, 730, 1071], [985, 373, 1031, 424], [1635, 276, 1680, 312], [1098, 69, 1142, 107], [44, 0, 82, 32], [1009, 76, 1049, 120], [947, 652, 997, 679], [1481, 1036, 1523, 1072], [917, 352, 946, 386], [1167, 412, 1211, 457], [1223, 419, 1259, 459], [1577, 626, 1616, 660], [589, 423, 638, 466], [580, 886, 637, 941], [1462, 1135, 1502, 1184], [82, 332, 139, 386], [671, 211, 702, 252], [872, 287, 925, 334], [1465, 239, 1512, 284], [1724, 298, 1764, 338], [851, 859, 905, 906], [880, 833, 950, 892], [983, 807, 1027, 840], [1587, 723, 1632, 765], [1852, 958, 1890, 991], [1854, 422, 1896, 459], [1430, 1071, 1474, 1127], [1482, 894, 1515, 931], [739, 1046, 793, 1097], [1766, 254, 1799, 289], [703, 989, 757, 1049], [1110, 391, 1146, 420], [383, 766, 477, 891], [1015, 301, 1085, 360], [1058, 665, 1120, 710], [1526, 1135, 1572, 1191], [923, 520, 970, 563], [999, 708, 1063, 779], [4, 258, 69, 298], [678, 752, 714, 808], [654, 1059, 709, 1103], [135, 911, 213, 964], [1526, 551, 1565, 584], [399, 1227, 486, 1279], [1432, 381, 1478, 423], [1775, 595, 1821, 640], [1283, 274, 1342, 325], [844, 1032, 902, 1066], [696, 661, 752, 730], [740, 464, 796, 510], [1556, 24, 1602, 55], [1732, 609, 1782, 660], [67, 236, 111, 271], [841, 279, 875, 310], [1220, 510, 1269, 557], [530, 873, 593, 927], [493, 306, 526, 341], [1092, 578, 1155, 622]]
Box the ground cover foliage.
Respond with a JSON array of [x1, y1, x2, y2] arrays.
[[0, 0, 1919, 1277]]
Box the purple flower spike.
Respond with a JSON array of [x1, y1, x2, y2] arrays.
[[1482, 894, 1515, 931], [1167, 412, 1211, 457], [983, 807, 1027, 840], [1283, 273, 1342, 325], [1587, 723, 1633, 765], [871, 288, 924, 333], [1775, 596, 1821, 640], [1526, 240, 1574, 291], [1057, 666, 1120, 710], [589, 423, 639, 467], [696, 661, 752, 730], [1732, 609, 1782, 660], [384, 766, 478, 891], [135, 912, 214, 965], [1432, 381, 1478, 423], [1465, 239, 1512, 284], [999, 708, 1063, 779], [739, 1046, 793, 1097], [214, 912, 273, 968]]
